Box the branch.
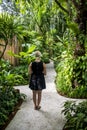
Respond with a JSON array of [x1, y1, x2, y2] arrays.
[[54, 0, 69, 14], [0, 41, 8, 59]]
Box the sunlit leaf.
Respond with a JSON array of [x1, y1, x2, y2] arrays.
[[27, 45, 36, 53]]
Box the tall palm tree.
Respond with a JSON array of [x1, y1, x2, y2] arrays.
[[0, 12, 24, 59]]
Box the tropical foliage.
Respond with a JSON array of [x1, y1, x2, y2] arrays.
[[0, 86, 23, 127], [0, 0, 87, 129], [0, 12, 26, 59], [0, 58, 26, 127], [62, 100, 87, 130], [54, 0, 87, 98]]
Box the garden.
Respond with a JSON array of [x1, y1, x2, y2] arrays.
[[0, 0, 87, 130]]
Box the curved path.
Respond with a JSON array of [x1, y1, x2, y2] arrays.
[[6, 62, 79, 130]]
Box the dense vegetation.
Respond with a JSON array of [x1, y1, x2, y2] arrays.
[[0, 86, 23, 128], [62, 100, 87, 130], [0, 0, 87, 129]]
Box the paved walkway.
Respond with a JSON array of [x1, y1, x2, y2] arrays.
[[6, 62, 80, 130]]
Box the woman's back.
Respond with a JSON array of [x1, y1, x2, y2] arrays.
[[32, 61, 43, 75]]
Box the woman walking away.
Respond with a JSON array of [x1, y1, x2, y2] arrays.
[[28, 51, 46, 110]]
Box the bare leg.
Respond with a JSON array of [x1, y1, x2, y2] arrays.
[[37, 90, 42, 108], [32, 90, 37, 109]]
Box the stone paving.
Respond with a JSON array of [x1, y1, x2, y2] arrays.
[[5, 61, 81, 130]]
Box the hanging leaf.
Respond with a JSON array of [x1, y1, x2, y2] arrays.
[[27, 45, 36, 53], [8, 50, 21, 58]]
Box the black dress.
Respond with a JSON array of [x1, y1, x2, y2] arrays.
[[29, 61, 46, 90]]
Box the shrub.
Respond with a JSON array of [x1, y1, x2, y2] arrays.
[[0, 86, 22, 126], [10, 65, 29, 85], [55, 52, 87, 98], [42, 52, 50, 63], [0, 59, 29, 86], [62, 100, 87, 130]]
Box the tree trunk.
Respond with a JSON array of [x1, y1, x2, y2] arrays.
[[73, 0, 87, 56], [0, 41, 8, 59]]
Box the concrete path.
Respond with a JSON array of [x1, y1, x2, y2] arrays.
[[5, 62, 80, 130]]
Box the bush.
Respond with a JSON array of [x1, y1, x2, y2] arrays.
[[55, 52, 73, 96], [55, 52, 87, 98], [0, 86, 22, 126], [62, 100, 87, 130], [0, 59, 26, 128], [0, 59, 29, 86], [42, 52, 50, 63], [10, 65, 29, 85]]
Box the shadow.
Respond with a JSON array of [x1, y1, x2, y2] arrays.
[[39, 109, 65, 130]]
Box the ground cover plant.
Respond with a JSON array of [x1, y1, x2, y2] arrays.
[[0, 59, 26, 129], [0, 86, 24, 129], [62, 100, 87, 130], [0, 59, 28, 86], [10, 65, 28, 86]]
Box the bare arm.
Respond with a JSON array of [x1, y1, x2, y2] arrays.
[[28, 63, 32, 75], [43, 63, 46, 75]]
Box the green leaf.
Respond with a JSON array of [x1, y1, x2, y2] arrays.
[[19, 52, 26, 56], [8, 50, 21, 58], [84, 118, 87, 122], [27, 45, 36, 53], [67, 22, 79, 34]]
